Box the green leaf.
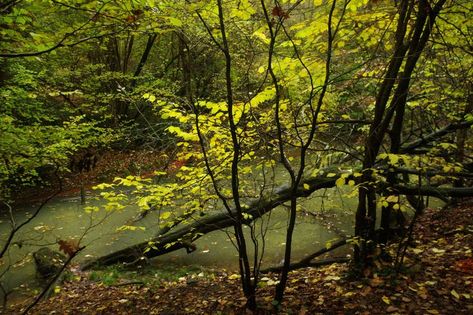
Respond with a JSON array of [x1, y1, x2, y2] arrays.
[[165, 16, 183, 27]]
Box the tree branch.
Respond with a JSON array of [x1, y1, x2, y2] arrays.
[[400, 121, 473, 153], [0, 3, 111, 58]]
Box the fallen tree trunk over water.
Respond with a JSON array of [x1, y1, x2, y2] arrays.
[[82, 172, 473, 270], [81, 175, 338, 269]]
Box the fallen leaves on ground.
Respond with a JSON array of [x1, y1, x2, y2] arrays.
[[8, 199, 473, 314]]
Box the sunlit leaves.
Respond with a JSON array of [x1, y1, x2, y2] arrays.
[[84, 206, 100, 213], [113, 175, 150, 188], [160, 212, 172, 220], [230, 0, 256, 20], [377, 195, 401, 209], [253, 30, 270, 45], [116, 225, 145, 232], [335, 177, 345, 187], [167, 126, 199, 142]]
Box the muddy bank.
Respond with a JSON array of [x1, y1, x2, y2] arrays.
[[7, 149, 172, 208]]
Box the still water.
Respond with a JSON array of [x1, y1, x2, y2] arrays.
[[0, 186, 356, 299]]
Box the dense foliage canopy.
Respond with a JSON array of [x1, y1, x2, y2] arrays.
[[0, 0, 472, 311]]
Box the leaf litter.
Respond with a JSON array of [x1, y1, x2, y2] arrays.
[[8, 199, 473, 314]]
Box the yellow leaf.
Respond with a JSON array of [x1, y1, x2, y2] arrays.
[[382, 296, 390, 305], [386, 195, 398, 203], [324, 275, 341, 281], [228, 274, 240, 280], [303, 183, 310, 190], [326, 173, 337, 177], [451, 289, 460, 299], [335, 178, 345, 187], [412, 248, 423, 254], [160, 212, 171, 220], [432, 248, 445, 255], [54, 286, 61, 294]]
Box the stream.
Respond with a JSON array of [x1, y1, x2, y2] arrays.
[[0, 185, 357, 301]]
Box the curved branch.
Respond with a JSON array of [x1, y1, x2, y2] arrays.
[[400, 120, 473, 153]]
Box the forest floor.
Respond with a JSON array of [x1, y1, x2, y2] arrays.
[[8, 199, 473, 314]]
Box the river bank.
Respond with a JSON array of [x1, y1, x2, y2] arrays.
[[8, 149, 172, 207]]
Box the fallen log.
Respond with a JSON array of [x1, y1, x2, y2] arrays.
[[400, 121, 473, 154], [392, 185, 473, 199], [81, 175, 338, 269], [82, 171, 473, 270]]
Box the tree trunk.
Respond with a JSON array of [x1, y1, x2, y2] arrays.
[[355, 0, 447, 266]]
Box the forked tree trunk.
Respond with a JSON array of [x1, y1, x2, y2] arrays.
[[355, 0, 447, 266]]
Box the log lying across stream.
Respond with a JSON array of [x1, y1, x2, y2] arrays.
[[82, 122, 473, 270], [81, 175, 338, 269], [82, 170, 473, 270]]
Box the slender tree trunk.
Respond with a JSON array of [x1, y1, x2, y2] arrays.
[[178, 33, 193, 102], [216, 0, 256, 309], [454, 92, 472, 189], [131, 34, 157, 88]]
